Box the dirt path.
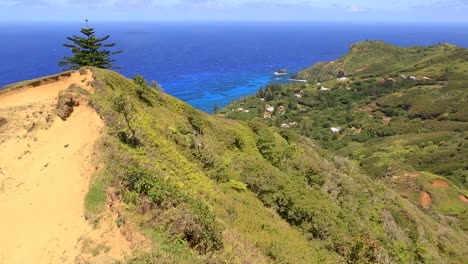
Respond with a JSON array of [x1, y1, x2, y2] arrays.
[[0, 71, 108, 264]]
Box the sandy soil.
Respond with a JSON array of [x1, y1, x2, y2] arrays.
[[432, 180, 449, 187], [420, 191, 432, 209], [0, 71, 133, 264]]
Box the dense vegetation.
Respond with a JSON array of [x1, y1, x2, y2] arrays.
[[78, 42, 467, 263], [222, 41, 468, 259]]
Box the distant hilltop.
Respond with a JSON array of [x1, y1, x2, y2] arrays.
[[293, 40, 466, 82]]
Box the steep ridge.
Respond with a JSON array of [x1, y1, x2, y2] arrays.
[[88, 68, 466, 262], [0, 71, 130, 264]]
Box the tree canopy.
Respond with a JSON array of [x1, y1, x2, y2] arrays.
[[58, 23, 122, 70]]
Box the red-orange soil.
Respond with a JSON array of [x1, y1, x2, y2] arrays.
[[460, 195, 468, 203], [432, 180, 449, 187], [420, 191, 432, 208]]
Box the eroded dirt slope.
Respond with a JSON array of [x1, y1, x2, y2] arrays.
[[0, 71, 130, 264]]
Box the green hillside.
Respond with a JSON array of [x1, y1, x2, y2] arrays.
[[80, 63, 466, 263], [293, 41, 468, 82], [221, 42, 468, 262]]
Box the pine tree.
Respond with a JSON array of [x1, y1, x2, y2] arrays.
[[58, 20, 122, 70]]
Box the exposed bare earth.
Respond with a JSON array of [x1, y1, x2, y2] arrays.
[[420, 191, 432, 209], [382, 116, 392, 125], [0, 71, 133, 264], [432, 180, 449, 187], [460, 195, 468, 203]]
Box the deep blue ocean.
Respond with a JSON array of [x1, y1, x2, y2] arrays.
[[1, 22, 467, 112]]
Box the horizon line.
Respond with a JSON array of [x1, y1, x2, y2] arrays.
[[1, 19, 468, 24]]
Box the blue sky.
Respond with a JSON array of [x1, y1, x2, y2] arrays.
[[1, 0, 468, 22]]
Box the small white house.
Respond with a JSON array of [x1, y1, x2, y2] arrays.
[[337, 77, 348, 82], [294, 93, 302, 98], [320, 87, 330, 91], [266, 106, 274, 113], [281, 123, 290, 129], [243, 109, 250, 113], [331, 127, 342, 134], [237, 108, 244, 112]]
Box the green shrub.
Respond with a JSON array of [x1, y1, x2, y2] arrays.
[[187, 108, 209, 134], [191, 147, 218, 169], [227, 179, 248, 192], [133, 74, 147, 87], [408, 101, 447, 119], [305, 169, 325, 187], [366, 123, 396, 137], [120, 161, 224, 253], [132, 74, 155, 107], [255, 130, 281, 166]]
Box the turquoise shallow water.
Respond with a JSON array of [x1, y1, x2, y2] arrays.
[[1, 22, 467, 112]]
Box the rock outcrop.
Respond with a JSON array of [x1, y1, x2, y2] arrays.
[[56, 84, 90, 120]]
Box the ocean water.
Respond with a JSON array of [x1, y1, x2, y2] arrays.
[[1, 22, 467, 112]]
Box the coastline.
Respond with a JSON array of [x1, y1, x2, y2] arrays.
[[185, 69, 303, 113]]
